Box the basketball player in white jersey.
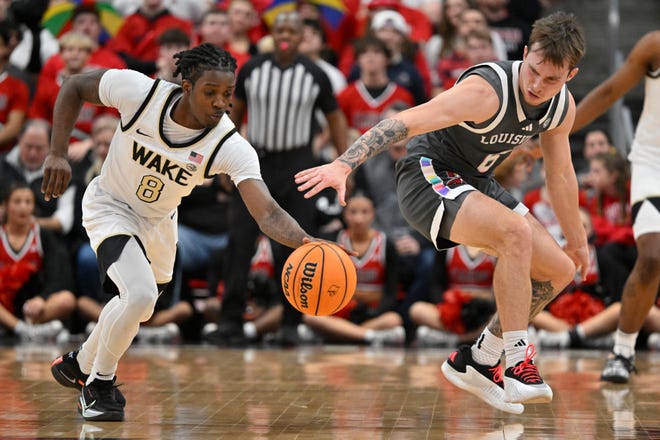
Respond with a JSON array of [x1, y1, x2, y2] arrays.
[[43, 43, 317, 421], [295, 11, 590, 414], [572, 30, 660, 383]]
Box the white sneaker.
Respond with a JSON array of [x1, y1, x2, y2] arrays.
[[369, 326, 405, 346], [85, 321, 97, 336], [297, 324, 318, 343], [138, 323, 180, 344], [202, 322, 218, 338], [503, 345, 553, 404], [601, 353, 636, 384], [537, 329, 570, 349], [416, 326, 458, 347], [441, 345, 524, 414], [55, 329, 70, 344], [19, 320, 64, 343], [647, 333, 660, 350]]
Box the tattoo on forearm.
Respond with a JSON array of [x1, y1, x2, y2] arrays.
[[338, 119, 408, 170], [487, 279, 556, 338], [260, 207, 305, 248]]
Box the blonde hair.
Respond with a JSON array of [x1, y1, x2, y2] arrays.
[[58, 31, 95, 52]]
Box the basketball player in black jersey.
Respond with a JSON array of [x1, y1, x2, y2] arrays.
[[296, 11, 590, 414]]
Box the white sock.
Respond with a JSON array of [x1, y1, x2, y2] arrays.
[[88, 371, 115, 384], [243, 322, 257, 340], [364, 329, 375, 342], [14, 320, 28, 336], [504, 330, 529, 368], [613, 329, 638, 359], [77, 349, 93, 376], [471, 328, 503, 366]]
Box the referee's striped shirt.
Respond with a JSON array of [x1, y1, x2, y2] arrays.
[[235, 53, 338, 153]]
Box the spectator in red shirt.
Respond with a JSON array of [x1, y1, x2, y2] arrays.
[[0, 20, 29, 152], [587, 151, 636, 304], [338, 36, 413, 134], [108, 0, 193, 75], [29, 32, 116, 146], [226, 0, 261, 59]]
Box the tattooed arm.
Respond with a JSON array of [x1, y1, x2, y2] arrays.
[[295, 74, 500, 205], [237, 178, 310, 248]]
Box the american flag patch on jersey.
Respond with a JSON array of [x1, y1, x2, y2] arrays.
[[188, 151, 204, 164]]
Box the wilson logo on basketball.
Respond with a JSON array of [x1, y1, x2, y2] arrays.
[[298, 262, 318, 309]]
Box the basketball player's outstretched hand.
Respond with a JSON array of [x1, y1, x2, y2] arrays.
[[41, 153, 72, 201], [295, 160, 352, 206]]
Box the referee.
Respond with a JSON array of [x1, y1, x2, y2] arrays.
[[207, 10, 348, 346]]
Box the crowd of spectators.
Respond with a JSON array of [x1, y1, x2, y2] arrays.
[[0, 0, 656, 351]]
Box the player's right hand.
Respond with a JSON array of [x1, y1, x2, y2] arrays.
[[41, 153, 72, 201], [295, 160, 352, 206], [564, 243, 591, 282]]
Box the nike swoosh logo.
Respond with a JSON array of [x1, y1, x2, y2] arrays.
[[80, 396, 103, 417], [136, 128, 152, 137], [60, 371, 77, 384]]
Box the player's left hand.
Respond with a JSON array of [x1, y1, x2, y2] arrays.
[[41, 153, 72, 201]]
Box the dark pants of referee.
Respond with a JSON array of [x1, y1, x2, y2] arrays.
[[219, 147, 319, 343]]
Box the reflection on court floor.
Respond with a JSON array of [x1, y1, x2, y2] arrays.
[[1, 344, 660, 439]]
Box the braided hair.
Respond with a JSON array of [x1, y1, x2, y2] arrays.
[[173, 43, 237, 84]]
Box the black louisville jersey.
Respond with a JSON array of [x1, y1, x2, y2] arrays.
[[408, 61, 570, 177]]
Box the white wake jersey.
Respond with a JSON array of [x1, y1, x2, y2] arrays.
[[628, 67, 660, 172], [96, 69, 261, 218]]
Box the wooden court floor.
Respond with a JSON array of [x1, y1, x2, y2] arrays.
[[1, 343, 660, 440]]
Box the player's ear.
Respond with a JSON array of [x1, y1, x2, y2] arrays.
[[566, 67, 579, 82], [181, 79, 193, 94]]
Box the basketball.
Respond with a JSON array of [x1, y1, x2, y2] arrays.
[[281, 242, 357, 316]]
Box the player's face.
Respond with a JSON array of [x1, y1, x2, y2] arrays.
[[5, 188, 35, 227], [186, 70, 235, 128], [520, 44, 578, 106]]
